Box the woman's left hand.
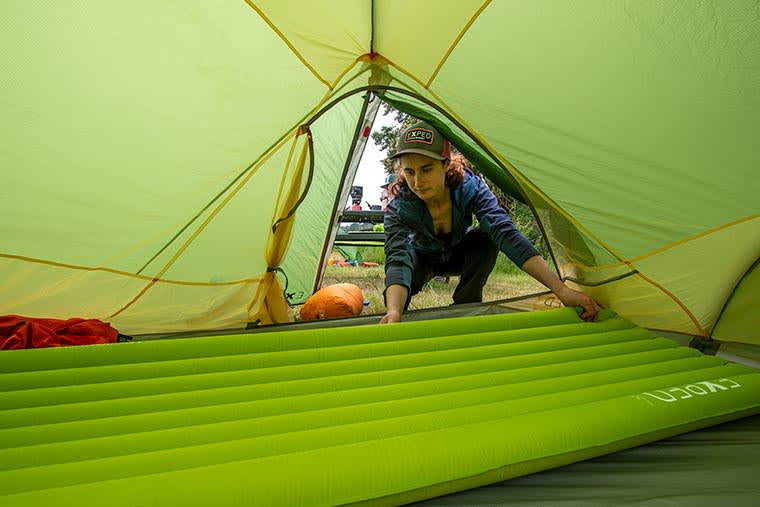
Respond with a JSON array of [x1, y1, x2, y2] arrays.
[[558, 286, 605, 322]]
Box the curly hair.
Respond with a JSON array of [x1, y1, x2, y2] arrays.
[[389, 152, 468, 197]]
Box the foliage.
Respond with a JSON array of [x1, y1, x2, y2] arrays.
[[357, 245, 385, 264], [507, 199, 551, 260], [492, 252, 522, 275], [370, 105, 414, 173]]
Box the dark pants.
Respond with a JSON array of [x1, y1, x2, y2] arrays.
[[407, 228, 499, 310]]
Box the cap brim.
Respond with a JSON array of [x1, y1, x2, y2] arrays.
[[389, 148, 446, 161]]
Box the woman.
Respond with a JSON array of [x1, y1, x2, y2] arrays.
[[381, 120, 604, 324]]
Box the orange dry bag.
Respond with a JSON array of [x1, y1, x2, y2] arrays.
[[299, 283, 364, 321]]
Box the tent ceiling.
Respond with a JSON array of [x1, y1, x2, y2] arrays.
[[0, 1, 756, 343]]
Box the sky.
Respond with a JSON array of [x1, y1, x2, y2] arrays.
[[349, 110, 397, 208]]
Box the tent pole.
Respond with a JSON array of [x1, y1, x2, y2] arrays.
[[313, 91, 380, 294]]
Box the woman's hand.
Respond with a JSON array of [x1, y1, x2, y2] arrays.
[[558, 286, 605, 322], [379, 309, 402, 324], [520, 256, 605, 322], [380, 285, 408, 324]]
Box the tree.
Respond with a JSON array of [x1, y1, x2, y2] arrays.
[[370, 103, 414, 173]]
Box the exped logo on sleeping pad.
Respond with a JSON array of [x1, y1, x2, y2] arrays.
[[635, 378, 741, 404]]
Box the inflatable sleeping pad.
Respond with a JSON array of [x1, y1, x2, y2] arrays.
[[1, 307, 758, 506]]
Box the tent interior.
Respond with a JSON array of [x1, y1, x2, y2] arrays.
[[1, 1, 758, 505]]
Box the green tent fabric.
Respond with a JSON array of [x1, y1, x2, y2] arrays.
[[1, 3, 758, 339]]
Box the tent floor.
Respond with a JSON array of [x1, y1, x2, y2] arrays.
[[412, 413, 760, 506]]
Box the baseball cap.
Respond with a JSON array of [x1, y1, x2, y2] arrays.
[[390, 120, 451, 161], [380, 171, 398, 188]]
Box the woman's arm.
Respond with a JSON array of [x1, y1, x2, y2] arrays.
[[467, 175, 541, 268], [465, 175, 604, 321], [521, 255, 605, 321], [381, 200, 414, 324], [380, 284, 408, 324]]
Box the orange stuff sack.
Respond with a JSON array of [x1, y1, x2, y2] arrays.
[[299, 283, 364, 321]]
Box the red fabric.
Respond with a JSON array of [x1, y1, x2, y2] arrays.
[[0, 315, 118, 350]]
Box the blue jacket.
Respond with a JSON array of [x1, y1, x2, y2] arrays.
[[384, 169, 539, 291]]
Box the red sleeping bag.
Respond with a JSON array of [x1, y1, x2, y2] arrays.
[[0, 315, 118, 350]]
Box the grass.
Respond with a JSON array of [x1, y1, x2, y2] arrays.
[[320, 252, 547, 316]]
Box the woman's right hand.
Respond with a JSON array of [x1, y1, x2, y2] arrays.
[[380, 284, 408, 324], [379, 309, 402, 324]]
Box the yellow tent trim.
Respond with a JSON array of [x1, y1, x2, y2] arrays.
[[426, 0, 492, 88], [242, 0, 331, 89], [108, 131, 296, 319], [630, 267, 708, 337], [628, 214, 759, 265], [0, 253, 262, 287], [250, 129, 311, 325]]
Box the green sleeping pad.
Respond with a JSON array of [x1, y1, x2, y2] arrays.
[[1, 308, 758, 506]]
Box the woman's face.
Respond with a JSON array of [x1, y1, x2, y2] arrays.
[[398, 153, 449, 202]]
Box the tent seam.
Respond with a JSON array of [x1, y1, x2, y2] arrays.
[[627, 215, 757, 337], [557, 215, 758, 272], [628, 268, 707, 337], [0, 253, 262, 287], [107, 131, 298, 319], [313, 66, 372, 123], [330, 58, 366, 90], [425, 0, 491, 88], [711, 256, 760, 338], [370, 0, 375, 54], [627, 214, 759, 264], [242, 0, 332, 89]]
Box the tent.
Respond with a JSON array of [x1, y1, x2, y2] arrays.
[[1, 1, 758, 504], [1, 1, 757, 342]]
